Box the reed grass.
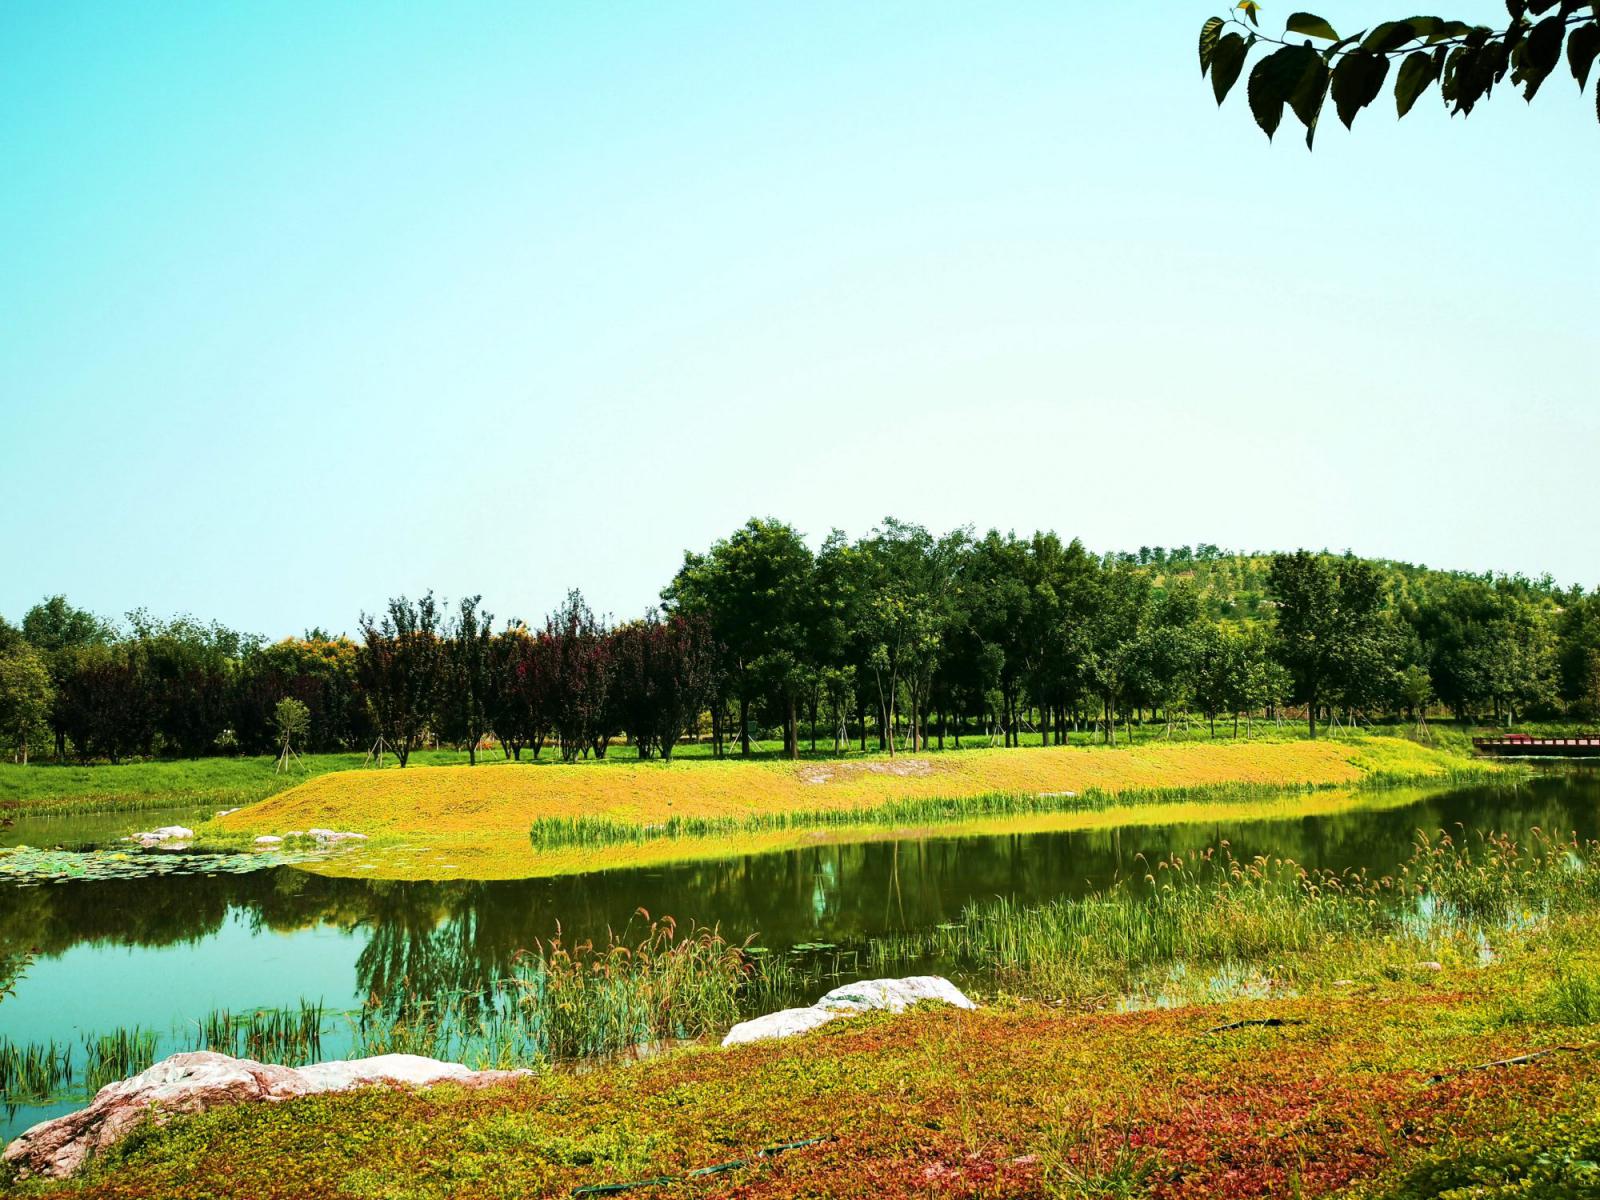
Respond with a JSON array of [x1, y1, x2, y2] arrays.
[[197, 1000, 324, 1064], [0, 1038, 72, 1103], [862, 827, 1599, 1004], [82, 1027, 159, 1096], [527, 769, 1501, 850]]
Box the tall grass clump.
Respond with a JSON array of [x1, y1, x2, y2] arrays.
[[512, 913, 756, 1059], [867, 830, 1600, 1004], [526, 769, 1504, 851], [0, 1039, 72, 1102], [82, 1027, 159, 1096], [198, 1000, 324, 1064]]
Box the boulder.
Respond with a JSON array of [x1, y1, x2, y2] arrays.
[[722, 975, 975, 1046], [2, 1051, 529, 1181], [125, 826, 195, 848]]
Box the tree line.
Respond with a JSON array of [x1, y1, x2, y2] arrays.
[[3, 518, 1599, 765]]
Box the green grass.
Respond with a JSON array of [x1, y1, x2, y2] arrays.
[[0, 749, 493, 818], [2, 718, 1520, 821], [525, 767, 1502, 850]]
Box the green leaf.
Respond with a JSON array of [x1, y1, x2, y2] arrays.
[[1569, 21, 1600, 90], [1286, 12, 1340, 39], [1289, 53, 1331, 146], [1426, 20, 1474, 44], [1395, 49, 1441, 116], [1364, 21, 1420, 52], [1212, 32, 1251, 102], [1519, 14, 1565, 99], [1331, 50, 1391, 127], [1248, 44, 1322, 139], [1200, 16, 1226, 75]]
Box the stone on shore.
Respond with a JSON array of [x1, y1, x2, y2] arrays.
[[2, 1051, 529, 1181], [722, 975, 975, 1046]]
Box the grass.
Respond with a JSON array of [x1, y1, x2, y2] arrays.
[[202, 734, 1500, 880], [0, 1007, 323, 1111], [0, 749, 525, 819], [16, 915, 1600, 1199]]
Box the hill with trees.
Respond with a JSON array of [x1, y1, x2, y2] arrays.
[[2, 520, 1596, 766]]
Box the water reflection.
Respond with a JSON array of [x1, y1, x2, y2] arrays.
[[3, 774, 1594, 1018]]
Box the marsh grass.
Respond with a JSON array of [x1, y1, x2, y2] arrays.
[[864, 828, 1600, 1005], [197, 1000, 323, 1064], [82, 1027, 159, 1096], [526, 770, 1500, 851], [0, 1039, 72, 1103], [1, 1005, 326, 1107]]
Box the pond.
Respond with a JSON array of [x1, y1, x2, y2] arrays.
[[2, 771, 1596, 1139]]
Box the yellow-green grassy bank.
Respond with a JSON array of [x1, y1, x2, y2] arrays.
[[210, 736, 1498, 881]]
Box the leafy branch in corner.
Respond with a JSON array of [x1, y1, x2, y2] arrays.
[[1199, 1, 1600, 147]]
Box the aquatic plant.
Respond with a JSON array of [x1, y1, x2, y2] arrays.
[[82, 1027, 159, 1096], [197, 1001, 324, 1064], [862, 829, 1600, 1004], [0, 1038, 72, 1102]]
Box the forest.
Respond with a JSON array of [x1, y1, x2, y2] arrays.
[[2, 518, 1597, 766]]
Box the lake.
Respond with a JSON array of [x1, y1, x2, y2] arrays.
[[2, 770, 1595, 1139]]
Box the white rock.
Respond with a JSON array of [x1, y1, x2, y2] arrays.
[[305, 828, 367, 843], [722, 976, 975, 1047], [253, 835, 283, 845], [1, 1051, 529, 1180], [721, 1006, 852, 1045], [149, 826, 195, 840]]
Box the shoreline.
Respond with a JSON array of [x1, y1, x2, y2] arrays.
[[208, 736, 1504, 880]]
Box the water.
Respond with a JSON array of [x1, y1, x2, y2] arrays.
[[2, 772, 1596, 1138]]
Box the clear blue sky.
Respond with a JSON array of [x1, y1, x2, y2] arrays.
[[3, 2, 1596, 637]]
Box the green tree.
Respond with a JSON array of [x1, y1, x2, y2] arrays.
[[0, 643, 55, 764], [1267, 551, 1388, 738], [272, 697, 311, 772], [1083, 564, 1153, 745], [663, 518, 816, 758], [1199, 3, 1600, 149], [20, 595, 116, 759]]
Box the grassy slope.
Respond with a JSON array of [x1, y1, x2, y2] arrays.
[[0, 750, 487, 818], [25, 919, 1600, 1200], [208, 736, 1492, 880]]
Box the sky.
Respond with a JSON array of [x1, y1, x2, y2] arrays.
[[2, 1, 1596, 638]]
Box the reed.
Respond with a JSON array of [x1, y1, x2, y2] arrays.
[[862, 828, 1599, 1003], [0, 1038, 72, 1103], [527, 772, 1501, 851], [82, 1027, 159, 1096], [197, 1000, 324, 1064]]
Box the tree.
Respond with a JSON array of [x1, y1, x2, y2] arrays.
[[443, 595, 495, 765], [357, 593, 445, 767], [1083, 564, 1152, 745], [1267, 551, 1388, 738], [544, 590, 613, 762], [272, 697, 311, 773], [0, 643, 55, 764], [858, 519, 966, 755], [233, 634, 367, 754], [54, 643, 152, 763], [1199, 3, 1600, 149], [486, 624, 550, 760], [610, 611, 719, 760], [125, 611, 249, 757], [20, 595, 115, 759], [663, 518, 816, 758]]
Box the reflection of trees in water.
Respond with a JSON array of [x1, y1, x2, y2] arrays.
[[5, 776, 1595, 1007]]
